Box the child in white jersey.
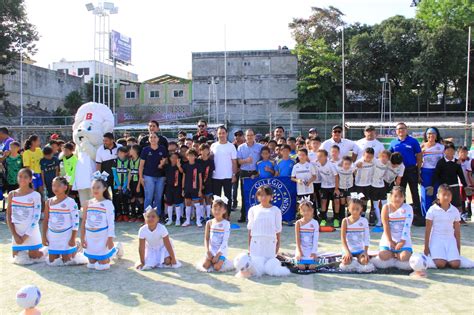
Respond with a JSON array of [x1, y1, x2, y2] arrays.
[[247, 185, 282, 259], [136, 207, 178, 270], [383, 152, 405, 193], [202, 197, 231, 271], [424, 184, 461, 269], [7, 168, 43, 261], [42, 176, 79, 263], [330, 145, 342, 167], [317, 149, 339, 227], [335, 156, 356, 225], [370, 150, 391, 227], [378, 186, 413, 262], [354, 147, 375, 216], [341, 197, 370, 266], [294, 196, 319, 270], [81, 173, 119, 270], [291, 148, 317, 200]]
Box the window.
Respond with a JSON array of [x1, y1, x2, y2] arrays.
[[125, 91, 136, 99], [149, 90, 159, 98], [78, 67, 90, 76], [173, 90, 184, 98]]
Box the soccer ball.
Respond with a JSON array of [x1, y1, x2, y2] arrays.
[[16, 285, 41, 309], [409, 253, 428, 271]]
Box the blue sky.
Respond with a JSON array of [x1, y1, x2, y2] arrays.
[[25, 0, 416, 80]]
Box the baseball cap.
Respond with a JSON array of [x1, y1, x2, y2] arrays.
[[364, 125, 375, 132], [309, 128, 317, 133], [50, 134, 60, 140], [234, 130, 243, 137], [332, 125, 343, 131]]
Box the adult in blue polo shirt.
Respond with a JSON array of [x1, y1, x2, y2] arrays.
[[139, 132, 168, 216], [389, 122, 423, 225], [237, 129, 263, 222]]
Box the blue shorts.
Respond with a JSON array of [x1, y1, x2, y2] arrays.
[[32, 176, 43, 189], [297, 259, 316, 265], [350, 250, 364, 256], [380, 246, 413, 253], [218, 256, 226, 261]]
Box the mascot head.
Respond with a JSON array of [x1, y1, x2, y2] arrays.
[[72, 102, 114, 160]]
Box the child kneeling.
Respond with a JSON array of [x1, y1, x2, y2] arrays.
[[200, 197, 232, 272], [294, 197, 319, 270], [136, 207, 179, 270]]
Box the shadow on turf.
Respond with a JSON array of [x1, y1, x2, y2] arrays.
[[151, 261, 242, 293], [27, 258, 242, 309]]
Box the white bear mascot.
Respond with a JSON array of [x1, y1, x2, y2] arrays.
[[72, 102, 114, 207]]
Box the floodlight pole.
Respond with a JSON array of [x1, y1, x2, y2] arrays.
[[341, 26, 345, 138], [465, 26, 471, 146], [19, 37, 23, 128]]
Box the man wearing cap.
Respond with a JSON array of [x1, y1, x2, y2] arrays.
[[193, 119, 214, 142], [389, 122, 423, 225], [237, 129, 263, 222], [308, 128, 318, 139], [321, 125, 360, 161], [231, 130, 245, 210], [356, 125, 385, 157]]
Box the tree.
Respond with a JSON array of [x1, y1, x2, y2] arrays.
[[0, 0, 39, 97], [64, 90, 83, 114], [414, 25, 467, 109], [416, 0, 474, 29], [287, 6, 345, 111]]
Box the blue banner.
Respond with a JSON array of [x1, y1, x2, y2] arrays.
[[243, 177, 297, 221], [110, 30, 132, 64]]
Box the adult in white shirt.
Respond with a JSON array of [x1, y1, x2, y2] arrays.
[[211, 126, 238, 216], [356, 125, 385, 158], [321, 125, 360, 161]]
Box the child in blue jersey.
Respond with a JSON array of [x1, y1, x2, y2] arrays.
[[275, 144, 295, 177], [256, 146, 275, 179]]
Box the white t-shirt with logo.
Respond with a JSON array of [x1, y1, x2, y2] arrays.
[[321, 138, 360, 160], [371, 159, 388, 188], [357, 138, 385, 157], [422, 143, 444, 169], [291, 162, 317, 195], [337, 165, 355, 190], [354, 159, 374, 187], [384, 162, 405, 184], [210, 141, 237, 179], [318, 161, 338, 189]]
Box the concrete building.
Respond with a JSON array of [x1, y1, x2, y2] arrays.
[[116, 74, 192, 124], [192, 48, 298, 123], [52, 59, 138, 83], [2, 61, 84, 112]]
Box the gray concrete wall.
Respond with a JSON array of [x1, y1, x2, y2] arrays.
[[3, 62, 84, 112], [192, 49, 298, 122]]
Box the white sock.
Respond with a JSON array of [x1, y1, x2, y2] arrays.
[[185, 206, 192, 222], [206, 205, 211, 218], [374, 200, 382, 225], [167, 206, 174, 221], [195, 204, 203, 222], [176, 205, 183, 222], [381, 199, 387, 207]]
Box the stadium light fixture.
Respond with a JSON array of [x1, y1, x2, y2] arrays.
[[85, 3, 95, 11], [103, 2, 114, 10]]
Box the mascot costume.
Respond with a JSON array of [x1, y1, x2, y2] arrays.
[[72, 102, 115, 207]]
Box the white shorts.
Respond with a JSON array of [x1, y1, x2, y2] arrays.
[[250, 236, 276, 259], [429, 235, 460, 262]]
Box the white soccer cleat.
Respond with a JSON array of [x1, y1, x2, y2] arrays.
[[182, 221, 191, 227], [175, 220, 181, 227], [165, 218, 173, 226], [95, 263, 110, 271], [87, 262, 97, 269]]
